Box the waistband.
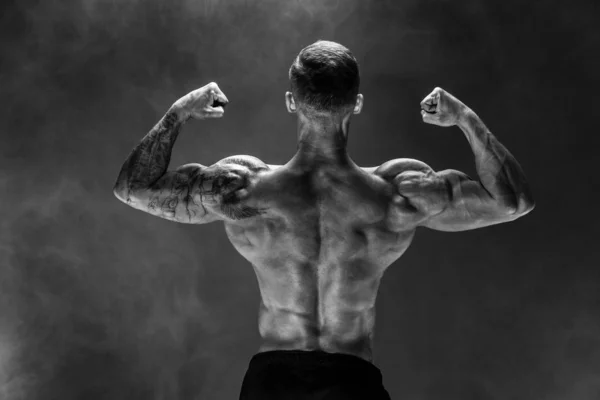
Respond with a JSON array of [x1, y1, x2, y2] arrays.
[[248, 349, 383, 382]]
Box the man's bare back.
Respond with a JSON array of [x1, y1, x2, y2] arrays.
[[223, 156, 422, 362], [113, 81, 534, 367]]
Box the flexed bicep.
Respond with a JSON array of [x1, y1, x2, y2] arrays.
[[377, 158, 521, 232], [122, 163, 213, 224], [419, 169, 520, 232], [189, 161, 267, 221], [118, 156, 270, 224], [417, 87, 534, 228]]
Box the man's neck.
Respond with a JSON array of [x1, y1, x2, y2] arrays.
[[291, 111, 351, 166]]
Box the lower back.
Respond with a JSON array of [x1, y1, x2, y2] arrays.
[[256, 300, 378, 362]]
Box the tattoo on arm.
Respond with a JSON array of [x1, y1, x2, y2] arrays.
[[114, 114, 269, 222], [194, 164, 267, 221], [115, 110, 184, 203], [142, 160, 267, 223], [220, 204, 265, 220]]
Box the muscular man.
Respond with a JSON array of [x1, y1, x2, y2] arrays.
[[113, 40, 534, 399]]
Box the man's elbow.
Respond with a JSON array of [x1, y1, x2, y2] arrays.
[[517, 198, 535, 216], [112, 181, 129, 204], [509, 192, 535, 217], [113, 188, 125, 203], [492, 189, 535, 219]]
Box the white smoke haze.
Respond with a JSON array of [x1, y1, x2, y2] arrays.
[[0, 173, 225, 399], [2, 2, 366, 400], [0, 0, 598, 399]]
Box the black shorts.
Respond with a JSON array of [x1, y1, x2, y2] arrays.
[[239, 349, 392, 400]]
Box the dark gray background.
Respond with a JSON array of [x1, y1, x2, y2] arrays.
[[0, 0, 597, 399]]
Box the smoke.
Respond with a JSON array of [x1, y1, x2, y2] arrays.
[[0, 174, 223, 399], [0, 1, 371, 398], [0, 0, 598, 399]]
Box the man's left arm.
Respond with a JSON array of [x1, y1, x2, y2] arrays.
[[417, 87, 535, 231], [113, 82, 234, 224]]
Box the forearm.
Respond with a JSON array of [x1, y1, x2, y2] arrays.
[[457, 108, 535, 214], [113, 105, 189, 202]]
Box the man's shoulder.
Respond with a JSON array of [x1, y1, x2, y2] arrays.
[[216, 155, 281, 172], [363, 158, 433, 180]]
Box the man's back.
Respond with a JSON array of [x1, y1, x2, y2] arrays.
[[223, 159, 420, 362], [112, 77, 534, 399]]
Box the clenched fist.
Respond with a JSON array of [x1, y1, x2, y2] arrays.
[[172, 82, 229, 121], [420, 87, 468, 127]]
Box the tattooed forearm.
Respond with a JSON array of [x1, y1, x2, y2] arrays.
[[114, 109, 185, 202]]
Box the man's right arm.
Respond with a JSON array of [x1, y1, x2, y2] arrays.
[[376, 87, 534, 232]]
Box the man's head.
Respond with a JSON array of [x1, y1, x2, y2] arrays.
[[286, 40, 363, 117]]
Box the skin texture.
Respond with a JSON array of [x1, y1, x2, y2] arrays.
[[114, 83, 535, 363]]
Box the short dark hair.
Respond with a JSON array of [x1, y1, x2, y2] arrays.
[[289, 40, 360, 114]]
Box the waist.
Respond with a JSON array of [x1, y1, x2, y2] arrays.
[[250, 349, 380, 375], [257, 303, 376, 361], [258, 338, 374, 363]]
